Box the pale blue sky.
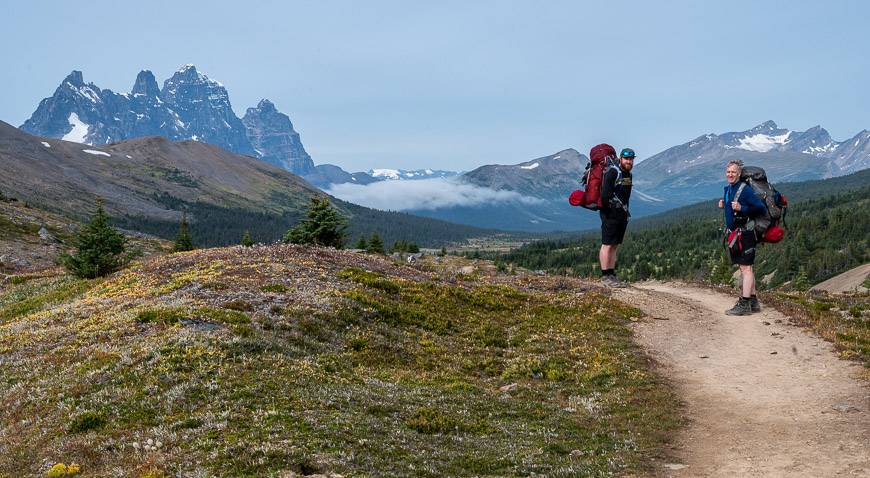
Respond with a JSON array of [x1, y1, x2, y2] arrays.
[[3, 1, 868, 171]]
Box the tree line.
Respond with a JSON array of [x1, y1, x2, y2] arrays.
[[483, 185, 870, 290]]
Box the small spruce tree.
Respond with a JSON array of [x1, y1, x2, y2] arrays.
[[792, 267, 811, 291], [367, 232, 385, 254], [173, 213, 195, 252], [283, 197, 347, 248], [355, 236, 368, 250], [241, 230, 254, 247], [61, 198, 127, 278], [391, 240, 407, 253]]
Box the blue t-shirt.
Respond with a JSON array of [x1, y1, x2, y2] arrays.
[[723, 181, 766, 230]]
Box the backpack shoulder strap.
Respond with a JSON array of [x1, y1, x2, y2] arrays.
[[733, 182, 747, 203]]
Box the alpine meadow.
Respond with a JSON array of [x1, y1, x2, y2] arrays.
[[2, 2, 869, 477]]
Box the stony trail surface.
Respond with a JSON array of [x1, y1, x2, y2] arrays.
[[615, 282, 870, 477]]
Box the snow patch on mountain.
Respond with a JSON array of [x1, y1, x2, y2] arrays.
[[41, 141, 51, 148], [370, 169, 401, 180], [633, 189, 663, 203], [82, 149, 111, 157], [62, 113, 90, 143], [733, 131, 792, 152], [520, 162, 540, 170], [802, 142, 838, 155]]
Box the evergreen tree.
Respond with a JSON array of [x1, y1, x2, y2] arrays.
[[367, 232, 385, 254], [283, 197, 347, 248], [792, 268, 811, 291], [438, 246, 447, 257], [241, 230, 254, 247], [173, 213, 195, 252], [355, 236, 368, 250], [61, 199, 127, 278], [391, 240, 405, 253]]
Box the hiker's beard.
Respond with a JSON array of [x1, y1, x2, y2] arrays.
[[620, 161, 634, 172]]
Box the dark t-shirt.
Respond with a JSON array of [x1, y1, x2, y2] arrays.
[[600, 165, 632, 220]]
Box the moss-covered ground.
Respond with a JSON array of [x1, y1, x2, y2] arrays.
[[0, 245, 679, 477]]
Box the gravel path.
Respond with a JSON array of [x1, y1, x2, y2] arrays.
[[616, 282, 870, 477]]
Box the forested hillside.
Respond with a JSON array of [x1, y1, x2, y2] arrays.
[[491, 171, 870, 289]]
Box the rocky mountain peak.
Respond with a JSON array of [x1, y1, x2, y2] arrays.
[[255, 99, 277, 112], [63, 70, 85, 87], [750, 120, 779, 132], [131, 70, 160, 97], [164, 64, 221, 89], [242, 99, 313, 174], [22, 66, 315, 174]]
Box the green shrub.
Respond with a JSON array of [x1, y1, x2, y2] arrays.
[[136, 308, 185, 325], [260, 284, 288, 293], [223, 300, 253, 312], [405, 407, 486, 434], [68, 412, 105, 433]]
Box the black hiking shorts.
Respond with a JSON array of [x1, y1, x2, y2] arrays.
[[728, 229, 757, 266], [600, 214, 628, 246]]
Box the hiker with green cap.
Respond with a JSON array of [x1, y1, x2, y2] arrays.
[[598, 147, 635, 287]]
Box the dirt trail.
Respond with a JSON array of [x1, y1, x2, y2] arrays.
[[615, 282, 870, 477]]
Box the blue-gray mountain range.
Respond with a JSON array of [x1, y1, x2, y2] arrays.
[[18, 67, 870, 232], [21, 66, 315, 175]]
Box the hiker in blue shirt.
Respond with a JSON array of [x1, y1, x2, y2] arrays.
[[718, 159, 767, 315]]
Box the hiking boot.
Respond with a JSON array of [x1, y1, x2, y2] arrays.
[[750, 296, 761, 313], [725, 297, 752, 316], [601, 275, 627, 288]]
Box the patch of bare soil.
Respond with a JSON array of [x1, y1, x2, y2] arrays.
[[616, 282, 870, 477]]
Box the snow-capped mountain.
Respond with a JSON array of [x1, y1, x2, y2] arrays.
[[367, 168, 458, 181], [302, 165, 459, 189], [462, 148, 587, 199], [633, 121, 870, 203], [20, 66, 313, 175], [160, 65, 255, 156]]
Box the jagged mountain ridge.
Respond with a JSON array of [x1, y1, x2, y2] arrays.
[[634, 120, 870, 202], [20, 66, 314, 175]]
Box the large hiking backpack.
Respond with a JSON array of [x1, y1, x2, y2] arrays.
[[736, 166, 788, 243], [568, 143, 617, 210]]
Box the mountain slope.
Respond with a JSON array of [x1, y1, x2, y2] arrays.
[[633, 121, 870, 204], [0, 122, 498, 247]]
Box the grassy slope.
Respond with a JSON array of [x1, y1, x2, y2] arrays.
[[0, 246, 678, 477], [0, 198, 167, 275]]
